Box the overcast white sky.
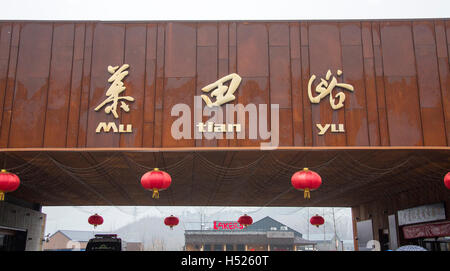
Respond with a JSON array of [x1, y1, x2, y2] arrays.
[[1, 0, 449, 21], [6, 0, 447, 239]]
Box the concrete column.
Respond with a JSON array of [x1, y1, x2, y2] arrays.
[[0, 201, 46, 251]]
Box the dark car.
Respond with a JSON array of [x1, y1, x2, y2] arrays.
[[85, 234, 122, 251]]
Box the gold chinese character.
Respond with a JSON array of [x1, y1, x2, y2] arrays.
[[308, 69, 354, 110], [201, 73, 242, 107], [95, 64, 135, 118]]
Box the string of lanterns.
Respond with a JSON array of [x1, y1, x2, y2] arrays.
[[1, 156, 449, 231], [82, 169, 449, 230]]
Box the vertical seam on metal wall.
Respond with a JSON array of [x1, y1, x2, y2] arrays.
[[75, 23, 87, 147], [410, 21, 426, 146], [141, 23, 149, 147], [5, 23, 20, 148], [64, 23, 77, 147], [360, 21, 372, 146], [0, 24, 13, 133], [41, 23, 55, 147]]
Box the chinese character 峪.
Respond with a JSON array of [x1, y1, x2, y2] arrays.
[[308, 69, 354, 110], [95, 64, 135, 118]]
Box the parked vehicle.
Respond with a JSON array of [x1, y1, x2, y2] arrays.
[[85, 234, 122, 251]]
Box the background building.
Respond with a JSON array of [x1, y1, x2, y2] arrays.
[[185, 216, 316, 251]]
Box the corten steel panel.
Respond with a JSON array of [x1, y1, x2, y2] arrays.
[[0, 20, 449, 148], [438, 21, 450, 146], [361, 22, 381, 146], [237, 23, 269, 77], [300, 22, 313, 146], [308, 23, 346, 146], [9, 23, 53, 148], [196, 23, 218, 147], [165, 23, 196, 78], [43, 23, 75, 147], [290, 23, 304, 146], [162, 77, 196, 147], [0, 24, 12, 137], [66, 24, 86, 147], [372, 22, 390, 146], [142, 24, 157, 147], [120, 24, 146, 148], [341, 22, 370, 146], [217, 22, 229, 148], [269, 46, 291, 109], [76, 23, 94, 148], [86, 23, 125, 148], [413, 21, 446, 146]]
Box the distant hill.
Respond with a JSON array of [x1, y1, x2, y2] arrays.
[[115, 216, 185, 250]]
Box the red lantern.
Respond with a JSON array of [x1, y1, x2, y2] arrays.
[[0, 169, 20, 201], [164, 215, 179, 230], [291, 168, 322, 199], [310, 214, 325, 228], [238, 214, 253, 227], [88, 214, 103, 229], [444, 172, 450, 189], [140, 168, 172, 199]]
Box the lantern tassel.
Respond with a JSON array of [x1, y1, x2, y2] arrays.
[[0, 191, 4, 201], [304, 188, 310, 199], [152, 189, 160, 199]]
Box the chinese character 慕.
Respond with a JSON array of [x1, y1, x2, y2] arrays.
[[95, 64, 135, 118]]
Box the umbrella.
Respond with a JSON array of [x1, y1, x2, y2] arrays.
[[395, 245, 427, 251]]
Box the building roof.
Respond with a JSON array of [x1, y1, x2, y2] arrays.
[[246, 216, 303, 238], [51, 230, 111, 242]]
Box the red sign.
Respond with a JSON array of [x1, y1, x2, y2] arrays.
[[213, 221, 244, 230], [402, 221, 450, 239]]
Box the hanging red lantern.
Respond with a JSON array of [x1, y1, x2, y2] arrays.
[[310, 214, 325, 228], [88, 214, 104, 229], [164, 215, 179, 230], [444, 172, 450, 189], [0, 169, 20, 201], [291, 168, 322, 199], [140, 168, 172, 199], [238, 214, 253, 228]]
